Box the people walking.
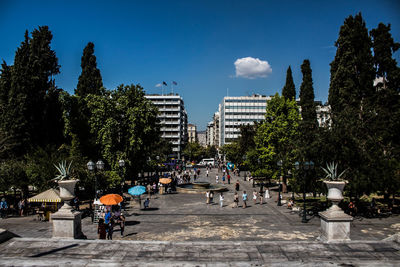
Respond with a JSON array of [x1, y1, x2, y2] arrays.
[[0, 198, 8, 219], [235, 181, 240, 191], [259, 191, 264, 204], [98, 218, 107, 239], [233, 191, 239, 208], [216, 175, 219, 184], [222, 175, 226, 184], [253, 190, 258, 205], [206, 191, 210, 204], [219, 193, 224, 208], [227, 174, 231, 184], [210, 191, 214, 204], [265, 188, 270, 199], [242, 191, 247, 208], [206, 169, 209, 177], [18, 199, 25, 216]]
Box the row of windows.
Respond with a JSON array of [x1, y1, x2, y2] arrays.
[[225, 106, 266, 110], [225, 99, 267, 103], [225, 112, 265, 116], [225, 119, 264, 122]]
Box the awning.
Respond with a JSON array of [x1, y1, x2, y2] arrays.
[[28, 188, 61, 203]]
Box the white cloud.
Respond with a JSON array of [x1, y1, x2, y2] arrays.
[[234, 57, 272, 79]]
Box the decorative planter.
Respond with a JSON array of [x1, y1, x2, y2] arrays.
[[58, 180, 79, 202], [319, 180, 352, 242]]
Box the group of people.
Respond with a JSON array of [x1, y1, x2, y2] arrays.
[[205, 181, 272, 209], [97, 206, 125, 240]]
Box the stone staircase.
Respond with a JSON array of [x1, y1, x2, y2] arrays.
[[0, 237, 400, 266]]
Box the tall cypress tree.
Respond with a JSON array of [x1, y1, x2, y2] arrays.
[[297, 59, 319, 193], [282, 66, 296, 100], [328, 13, 375, 197], [75, 42, 104, 96], [370, 23, 400, 200]]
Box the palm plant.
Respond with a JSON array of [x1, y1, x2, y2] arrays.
[[54, 161, 74, 181], [321, 162, 347, 181]]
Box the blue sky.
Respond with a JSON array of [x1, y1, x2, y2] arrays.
[[1, 0, 399, 130]]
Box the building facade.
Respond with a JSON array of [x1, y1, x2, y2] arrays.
[[206, 121, 214, 147], [187, 124, 197, 143], [145, 94, 188, 158], [218, 95, 270, 146], [197, 131, 206, 147]]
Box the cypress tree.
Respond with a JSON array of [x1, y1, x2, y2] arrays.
[[282, 66, 296, 100], [75, 42, 104, 96], [297, 59, 319, 193], [370, 23, 400, 201], [328, 13, 376, 197]]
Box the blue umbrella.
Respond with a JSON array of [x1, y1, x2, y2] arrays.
[[128, 185, 146, 196]]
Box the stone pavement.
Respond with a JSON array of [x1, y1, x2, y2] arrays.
[[0, 238, 400, 266], [0, 168, 400, 265]]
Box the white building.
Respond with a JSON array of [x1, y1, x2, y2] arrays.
[[145, 94, 188, 158], [218, 95, 271, 146], [197, 131, 206, 147], [188, 124, 197, 143], [206, 121, 214, 146]]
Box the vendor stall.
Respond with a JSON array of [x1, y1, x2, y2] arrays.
[[28, 188, 61, 221]]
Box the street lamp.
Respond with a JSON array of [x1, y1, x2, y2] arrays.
[[87, 160, 104, 200], [295, 160, 314, 223], [277, 160, 283, 206], [119, 159, 125, 194]]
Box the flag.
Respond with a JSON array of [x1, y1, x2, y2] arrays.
[[172, 81, 177, 85], [155, 83, 162, 88], [163, 81, 167, 86]]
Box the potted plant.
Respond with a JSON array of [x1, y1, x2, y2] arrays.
[[321, 162, 347, 202], [53, 161, 79, 203]]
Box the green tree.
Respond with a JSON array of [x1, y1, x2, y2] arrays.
[[296, 59, 319, 193], [254, 93, 300, 183], [282, 66, 296, 100], [369, 23, 400, 201], [328, 13, 376, 197], [75, 42, 104, 97], [183, 142, 205, 163]]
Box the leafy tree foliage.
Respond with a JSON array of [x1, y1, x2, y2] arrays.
[[253, 93, 300, 180], [282, 66, 296, 100], [183, 142, 205, 162]]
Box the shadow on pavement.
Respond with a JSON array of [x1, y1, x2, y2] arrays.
[[125, 221, 140, 226], [31, 244, 79, 258]]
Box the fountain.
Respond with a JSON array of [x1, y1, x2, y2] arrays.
[[177, 180, 227, 194]]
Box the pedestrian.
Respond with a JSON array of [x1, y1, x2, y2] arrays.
[[107, 217, 114, 240], [98, 218, 107, 239], [73, 196, 79, 211], [147, 183, 152, 199], [18, 199, 25, 216], [206, 191, 210, 204], [216, 175, 219, 184], [210, 191, 214, 204], [152, 182, 157, 194], [206, 169, 209, 177], [265, 188, 270, 199], [227, 174, 231, 184], [219, 193, 224, 208], [242, 191, 247, 208], [253, 190, 258, 205], [0, 198, 8, 219], [222, 175, 226, 184], [144, 198, 150, 209], [104, 208, 112, 233], [235, 181, 240, 191], [259, 191, 264, 205], [233, 191, 239, 208]]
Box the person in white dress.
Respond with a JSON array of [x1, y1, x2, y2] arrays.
[[216, 175, 219, 184], [219, 193, 224, 208], [265, 188, 270, 199]]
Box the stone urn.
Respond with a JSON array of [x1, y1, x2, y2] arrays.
[[319, 180, 352, 242], [58, 179, 79, 211], [52, 179, 84, 239]]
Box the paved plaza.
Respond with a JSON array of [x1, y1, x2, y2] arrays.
[[0, 168, 399, 265]]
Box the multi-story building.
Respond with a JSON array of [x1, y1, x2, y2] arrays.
[[213, 111, 220, 147], [206, 121, 214, 146], [188, 124, 197, 143], [218, 95, 270, 146], [145, 94, 188, 158], [197, 131, 206, 147]]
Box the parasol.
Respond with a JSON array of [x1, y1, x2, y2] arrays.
[[128, 185, 146, 196], [99, 194, 123, 206], [159, 178, 172, 184]]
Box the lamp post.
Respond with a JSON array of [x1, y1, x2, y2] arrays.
[[87, 160, 104, 200], [119, 159, 125, 195], [295, 161, 314, 223], [277, 160, 283, 206]]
